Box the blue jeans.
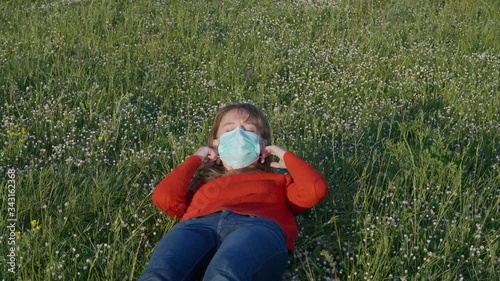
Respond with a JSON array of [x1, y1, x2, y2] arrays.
[[138, 210, 288, 281]]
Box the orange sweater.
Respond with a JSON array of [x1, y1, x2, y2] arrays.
[[152, 152, 328, 251]]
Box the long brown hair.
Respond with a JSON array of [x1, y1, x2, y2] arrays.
[[188, 103, 272, 194]]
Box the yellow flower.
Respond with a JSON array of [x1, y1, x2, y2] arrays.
[[6, 126, 27, 137], [15, 231, 21, 238], [31, 219, 39, 228], [98, 135, 104, 141], [6, 129, 19, 137], [31, 220, 42, 232]]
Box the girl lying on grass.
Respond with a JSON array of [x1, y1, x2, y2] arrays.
[[139, 103, 328, 281]]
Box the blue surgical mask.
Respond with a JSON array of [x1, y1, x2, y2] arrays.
[[218, 127, 261, 169]]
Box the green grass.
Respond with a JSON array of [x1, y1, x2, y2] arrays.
[[1, 0, 499, 280]]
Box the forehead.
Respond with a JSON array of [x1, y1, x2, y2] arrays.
[[220, 109, 256, 125]]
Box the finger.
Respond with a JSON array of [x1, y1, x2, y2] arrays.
[[270, 162, 282, 169], [260, 150, 267, 163], [207, 152, 216, 161], [207, 148, 219, 160], [266, 145, 286, 159], [265, 145, 275, 155]]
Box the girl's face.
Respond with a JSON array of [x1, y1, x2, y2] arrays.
[[212, 109, 262, 170]]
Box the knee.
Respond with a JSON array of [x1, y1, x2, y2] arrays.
[[203, 250, 288, 281]]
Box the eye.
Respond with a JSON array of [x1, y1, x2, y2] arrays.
[[244, 127, 256, 132]]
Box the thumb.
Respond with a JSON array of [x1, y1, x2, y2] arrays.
[[270, 162, 281, 168]]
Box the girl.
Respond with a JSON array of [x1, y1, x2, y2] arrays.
[[139, 103, 328, 281]]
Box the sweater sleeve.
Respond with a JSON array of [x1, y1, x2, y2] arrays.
[[152, 155, 203, 218], [283, 152, 328, 215]]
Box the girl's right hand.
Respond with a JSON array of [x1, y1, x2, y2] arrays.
[[195, 147, 220, 167]]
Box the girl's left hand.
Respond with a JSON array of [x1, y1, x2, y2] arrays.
[[262, 145, 287, 169]]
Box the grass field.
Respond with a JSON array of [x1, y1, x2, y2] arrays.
[[0, 0, 499, 280]]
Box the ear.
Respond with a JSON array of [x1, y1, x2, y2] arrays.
[[212, 139, 219, 148], [260, 138, 268, 149], [259, 139, 267, 156]]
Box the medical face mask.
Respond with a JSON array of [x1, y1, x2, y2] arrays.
[[218, 127, 261, 169]]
